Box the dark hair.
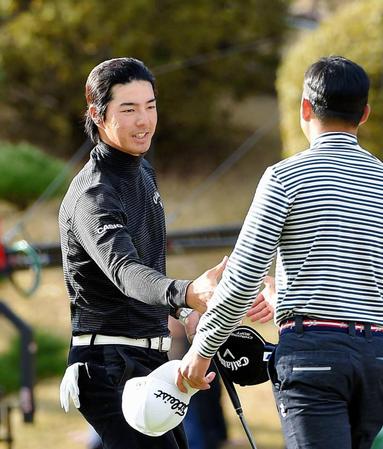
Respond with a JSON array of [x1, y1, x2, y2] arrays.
[[303, 56, 369, 126], [84, 57, 156, 143]]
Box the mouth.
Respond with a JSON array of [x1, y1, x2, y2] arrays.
[[132, 131, 150, 140]]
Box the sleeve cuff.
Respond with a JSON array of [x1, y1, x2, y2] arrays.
[[166, 279, 191, 310]]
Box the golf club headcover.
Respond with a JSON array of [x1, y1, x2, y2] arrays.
[[215, 325, 275, 386]]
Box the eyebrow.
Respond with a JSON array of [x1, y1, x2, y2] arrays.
[[119, 98, 156, 107]]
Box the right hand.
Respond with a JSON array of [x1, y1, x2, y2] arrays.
[[177, 347, 215, 393], [185, 256, 228, 313]]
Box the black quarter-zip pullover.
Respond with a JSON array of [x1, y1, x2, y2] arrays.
[[59, 142, 189, 338]]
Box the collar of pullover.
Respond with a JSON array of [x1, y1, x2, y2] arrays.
[[311, 132, 358, 150], [93, 141, 143, 175]]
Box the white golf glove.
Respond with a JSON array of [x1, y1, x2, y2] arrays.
[[59, 362, 85, 412]]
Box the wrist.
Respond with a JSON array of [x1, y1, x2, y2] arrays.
[[177, 307, 193, 326], [184, 281, 195, 308]]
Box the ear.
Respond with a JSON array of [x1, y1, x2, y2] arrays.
[[89, 105, 103, 127], [359, 104, 370, 126], [301, 98, 313, 122]]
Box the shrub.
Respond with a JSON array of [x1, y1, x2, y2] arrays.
[[0, 329, 67, 394], [0, 141, 69, 208], [276, 0, 383, 158]]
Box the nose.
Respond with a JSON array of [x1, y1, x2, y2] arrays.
[[135, 110, 150, 127]]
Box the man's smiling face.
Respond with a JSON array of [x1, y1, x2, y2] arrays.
[[98, 80, 157, 156]]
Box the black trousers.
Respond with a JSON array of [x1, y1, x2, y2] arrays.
[[269, 323, 383, 449], [68, 344, 188, 449]]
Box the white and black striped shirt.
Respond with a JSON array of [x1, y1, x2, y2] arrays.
[[193, 132, 383, 358]]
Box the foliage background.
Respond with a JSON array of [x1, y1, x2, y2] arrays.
[[0, 0, 289, 170], [276, 0, 383, 158], [0, 142, 68, 208], [0, 329, 66, 392]]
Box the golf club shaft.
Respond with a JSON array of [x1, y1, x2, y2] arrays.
[[239, 412, 258, 449], [212, 359, 258, 449]]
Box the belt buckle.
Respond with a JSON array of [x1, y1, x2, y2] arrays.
[[158, 336, 171, 352]]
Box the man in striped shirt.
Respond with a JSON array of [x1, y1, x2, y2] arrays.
[[178, 56, 383, 449]]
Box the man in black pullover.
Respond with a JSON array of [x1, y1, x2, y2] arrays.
[[59, 57, 225, 449]]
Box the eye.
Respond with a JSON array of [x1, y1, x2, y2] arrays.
[[122, 108, 135, 113], [148, 105, 156, 110]]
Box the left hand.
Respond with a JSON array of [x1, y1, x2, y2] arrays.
[[176, 348, 215, 392], [246, 275, 276, 323], [184, 310, 201, 343]]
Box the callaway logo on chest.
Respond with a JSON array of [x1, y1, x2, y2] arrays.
[[152, 191, 163, 208]]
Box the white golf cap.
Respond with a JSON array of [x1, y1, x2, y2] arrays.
[[122, 360, 198, 437]]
